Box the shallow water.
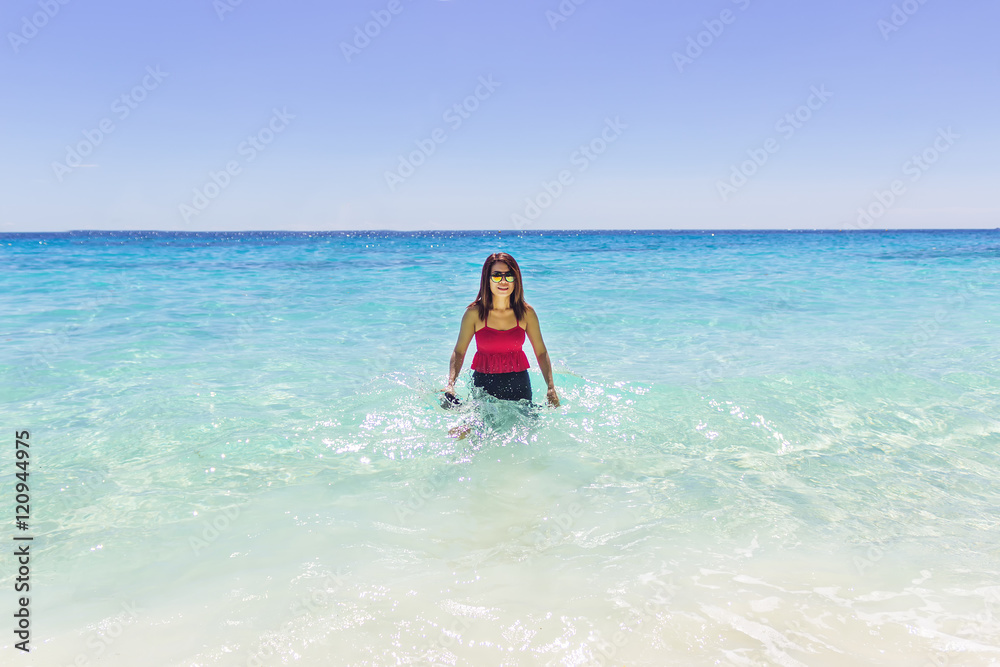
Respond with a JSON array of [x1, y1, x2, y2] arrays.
[[2, 229, 999, 665]]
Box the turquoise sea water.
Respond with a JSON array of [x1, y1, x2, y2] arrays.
[[2, 229, 1000, 666]]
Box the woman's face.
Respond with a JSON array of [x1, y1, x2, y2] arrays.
[[488, 261, 515, 300]]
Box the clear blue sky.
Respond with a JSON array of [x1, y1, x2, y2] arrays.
[[1, 0, 997, 231]]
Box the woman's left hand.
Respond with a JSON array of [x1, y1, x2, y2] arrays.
[[546, 387, 560, 407]]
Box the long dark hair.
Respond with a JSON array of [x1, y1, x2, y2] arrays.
[[468, 252, 529, 323]]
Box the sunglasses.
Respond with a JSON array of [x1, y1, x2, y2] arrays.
[[490, 271, 516, 283]]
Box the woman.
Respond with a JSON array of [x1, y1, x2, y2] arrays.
[[441, 253, 559, 408]]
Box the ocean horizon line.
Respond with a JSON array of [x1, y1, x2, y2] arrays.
[[2, 227, 999, 238]]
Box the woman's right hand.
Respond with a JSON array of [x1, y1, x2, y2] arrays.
[[440, 385, 461, 408]]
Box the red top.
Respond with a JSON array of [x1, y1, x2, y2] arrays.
[[470, 311, 530, 373]]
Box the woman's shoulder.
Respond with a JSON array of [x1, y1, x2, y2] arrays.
[[463, 305, 481, 325], [521, 303, 538, 327]]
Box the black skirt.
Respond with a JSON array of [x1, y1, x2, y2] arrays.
[[472, 370, 532, 402]]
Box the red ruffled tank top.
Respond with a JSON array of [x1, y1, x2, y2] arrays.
[[470, 311, 530, 373]]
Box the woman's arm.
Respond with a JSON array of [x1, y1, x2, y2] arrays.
[[535, 351, 556, 391], [445, 349, 465, 390], [523, 307, 559, 406], [443, 308, 477, 391]]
